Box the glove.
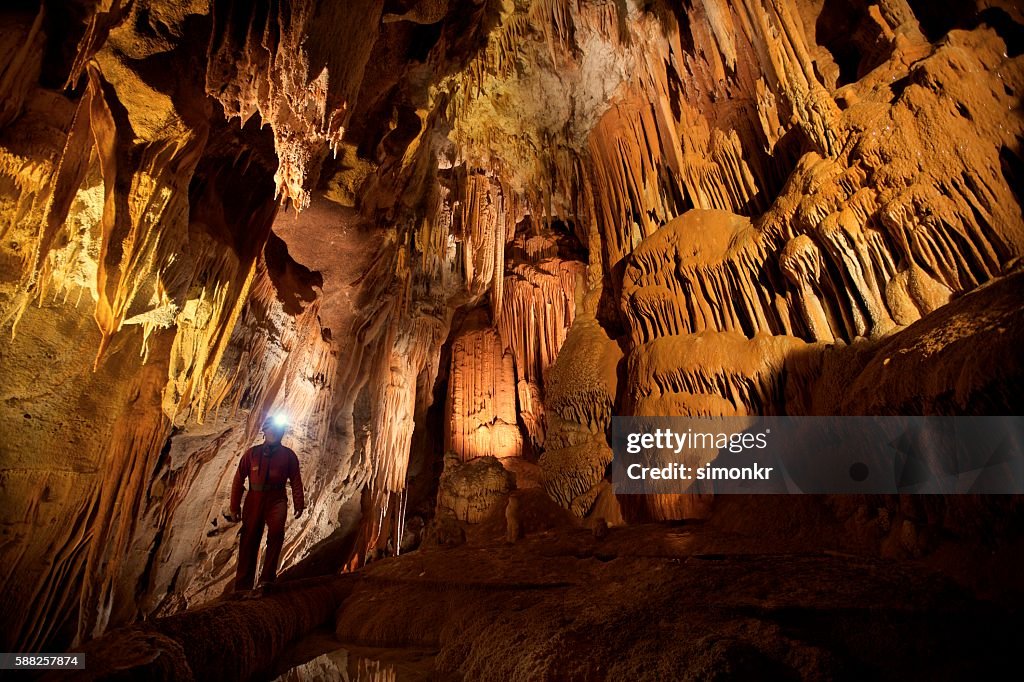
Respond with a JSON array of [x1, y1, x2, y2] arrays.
[[294, 507, 305, 519], [224, 510, 241, 524]]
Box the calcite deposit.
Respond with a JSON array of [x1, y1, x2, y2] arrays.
[[444, 309, 521, 462], [436, 453, 515, 523], [1, 1, 1022, 675]]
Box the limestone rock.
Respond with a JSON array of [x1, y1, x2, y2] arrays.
[[540, 304, 622, 517], [436, 453, 515, 524]]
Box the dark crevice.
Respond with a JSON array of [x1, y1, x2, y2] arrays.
[[999, 140, 1024, 212]]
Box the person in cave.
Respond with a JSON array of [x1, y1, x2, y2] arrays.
[[227, 415, 305, 591]]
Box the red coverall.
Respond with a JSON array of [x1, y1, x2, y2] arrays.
[[230, 443, 304, 590]]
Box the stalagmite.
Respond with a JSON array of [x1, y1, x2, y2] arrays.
[[540, 293, 622, 518]]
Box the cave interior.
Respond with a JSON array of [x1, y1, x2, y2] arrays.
[[1, 0, 1023, 679]]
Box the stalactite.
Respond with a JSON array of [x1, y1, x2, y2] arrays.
[[734, 0, 846, 157], [779, 235, 835, 342], [163, 151, 279, 424], [368, 301, 451, 493], [4, 62, 208, 371], [62, 0, 129, 89], [621, 210, 790, 346], [206, 0, 384, 209], [498, 234, 584, 386], [623, 331, 800, 417], [458, 172, 515, 308]]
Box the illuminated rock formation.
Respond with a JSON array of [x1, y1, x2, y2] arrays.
[[499, 229, 586, 450], [540, 292, 622, 518], [206, 0, 384, 209], [444, 309, 521, 462]]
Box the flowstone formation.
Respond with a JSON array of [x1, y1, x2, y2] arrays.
[[0, 0, 1022, 658]]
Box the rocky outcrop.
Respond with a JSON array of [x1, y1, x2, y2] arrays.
[[436, 453, 515, 524]]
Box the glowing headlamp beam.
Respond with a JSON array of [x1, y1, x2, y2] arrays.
[[270, 413, 289, 428]]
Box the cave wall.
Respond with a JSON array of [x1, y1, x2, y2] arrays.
[[0, 0, 1022, 653]]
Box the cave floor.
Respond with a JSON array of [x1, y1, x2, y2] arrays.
[[269, 521, 1022, 681]]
